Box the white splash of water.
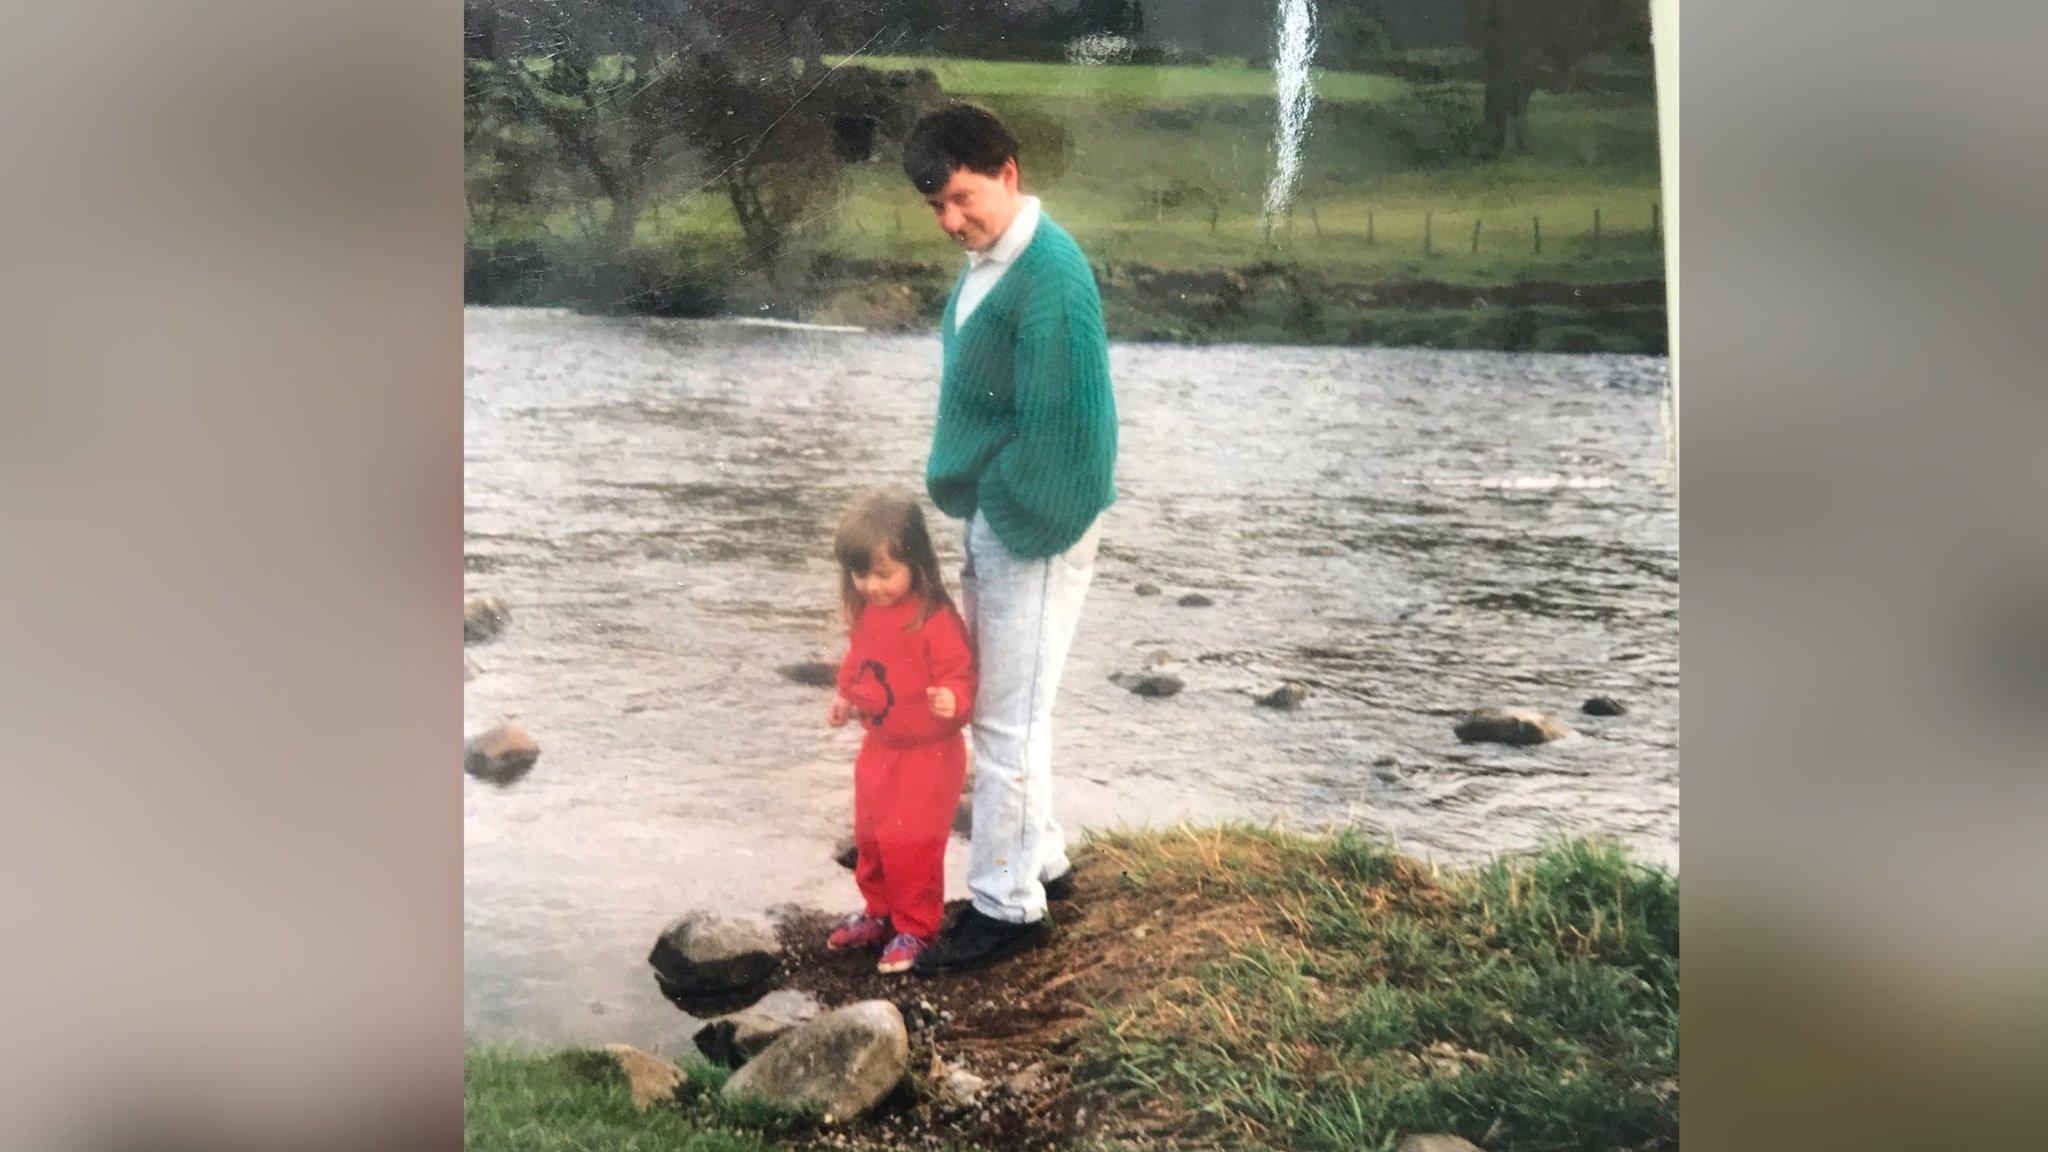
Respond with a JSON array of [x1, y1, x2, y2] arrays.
[[1263, 0, 1319, 222]]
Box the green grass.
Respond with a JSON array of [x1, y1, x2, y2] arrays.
[[1071, 829, 1679, 1151], [467, 54, 1664, 346], [473, 54, 1661, 276], [465, 829, 1678, 1151], [464, 1049, 812, 1152]]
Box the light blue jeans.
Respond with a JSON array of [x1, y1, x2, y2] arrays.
[[960, 510, 1100, 924]]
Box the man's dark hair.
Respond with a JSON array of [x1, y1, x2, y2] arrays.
[[903, 103, 1019, 195]]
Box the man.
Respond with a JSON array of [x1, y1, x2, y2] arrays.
[[901, 103, 1118, 974]]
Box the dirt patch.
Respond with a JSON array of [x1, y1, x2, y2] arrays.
[[749, 844, 1285, 1150]]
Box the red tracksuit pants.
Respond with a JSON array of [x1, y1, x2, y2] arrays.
[[852, 732, 966, 940]]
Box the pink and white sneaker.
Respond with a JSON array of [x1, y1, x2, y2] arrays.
[[876, 932, 930, 974], [827, 913, 891, 951]]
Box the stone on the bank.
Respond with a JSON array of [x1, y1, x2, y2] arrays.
[[464, 722, 539, 784], [1112, 672, 1183, 698], [720, 1000, 910, 1124], [778, 661, 839, 688], [464, 596, 510, 644], [1396, 1136, 1487, 1152], [933, 1057, 988, 1105], [833, 834, 859, 870], [1003, 1061, 1048, 1095], [602, 1044, 683, 1111], [1582, 695, 1628, 716], [1256, 682, 1309, 711], [1177, 592, 1215, 608], [694, 990, 823, 1068], [648, 912, 782, 1014], [1133, 582, 1162, 597], [1453, 707, 1572, 746]]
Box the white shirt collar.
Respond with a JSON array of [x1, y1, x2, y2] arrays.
[[967, 196, 1041, 269]]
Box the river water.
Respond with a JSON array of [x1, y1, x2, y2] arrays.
[[463, 306, 1678, 1050]]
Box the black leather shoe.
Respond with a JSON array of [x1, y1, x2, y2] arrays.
[[912, 906, 1047, 974], [1042, 871, 1076, 902]]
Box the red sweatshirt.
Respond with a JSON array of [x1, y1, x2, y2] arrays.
[[836, 597, 975, 742]]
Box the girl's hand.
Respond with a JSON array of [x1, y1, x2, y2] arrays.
[[927, 686, 956, 719], [828, 696, 854, 727]]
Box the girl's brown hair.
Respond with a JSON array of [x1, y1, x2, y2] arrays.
[[833, 489, 956, 630]]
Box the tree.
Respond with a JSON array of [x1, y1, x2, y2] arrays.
[[464, 1, 935, 277], [1466, 0, 1650, 153]]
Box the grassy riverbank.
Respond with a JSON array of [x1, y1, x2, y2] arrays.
[[466, 55, 1665, 352], [465, 828, 1678, 1151]]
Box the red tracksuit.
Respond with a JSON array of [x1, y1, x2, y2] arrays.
[[837, 596, 975, 940]]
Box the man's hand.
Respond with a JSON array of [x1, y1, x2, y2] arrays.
[[927, 686, 956, 719], [828, 695, 855, 727]]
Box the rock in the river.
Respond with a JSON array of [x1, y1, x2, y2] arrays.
[[1133, 582, 1162, 597], [648, 913, 782, 1015], [464, 595, 510, 644], [832, 834, 859, 870], [1453, 707, 1573, 746], [1177, 592, 1215, 608], [778, 661, 839, 688], [721, 1000, 910, 1123], [464, 722, 539, 784], [1581, 695, 1628, 716], [602, 1044, 683, 1110], [1111, 672, 1184, 698], [1256, 682, 1309, 711], [693, 990, 824, 1068], [1396, 1136, 1487, 1152]]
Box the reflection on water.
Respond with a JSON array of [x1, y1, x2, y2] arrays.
[[463, 306, 1677, 1049]]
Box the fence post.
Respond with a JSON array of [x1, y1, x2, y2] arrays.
[[1310, 204, 1322, 239], [1424, 212, 1434, 255], [1592, 206, 1602, 250], [1366, 208, 1376, 248], [1651, 202, 1661, 240], [1471, 218, 1482, 254], [1533, 215, 1542, 255]]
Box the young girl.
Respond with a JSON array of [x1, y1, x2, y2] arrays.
[[825, 490, 976, 973]]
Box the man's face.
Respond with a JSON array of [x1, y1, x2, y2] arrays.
[[922, 159, 1022, 253]]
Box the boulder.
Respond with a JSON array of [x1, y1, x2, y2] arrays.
[[1453, 707, 1572, 746], [1256, 682, 1309, 711], [464, 722, 539, 784], [602, 1044, 683, 1111], [1396, 1136, 1486, 1152], [648, 913, 782, 1015], [721, 1000, 910, 1124], [833, 834, 859, 870], [1581, 695, 1628, 716], [1111, 672, 1183, 698], [1177, 592, 1215, 608], [464, 595, 510, 644], [1133, 582, 1162, 597], [778, 661, 839, 688], [693, 989, 824, 1068]]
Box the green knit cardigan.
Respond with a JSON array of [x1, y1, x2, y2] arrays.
[[925, 215, 1118, 559]]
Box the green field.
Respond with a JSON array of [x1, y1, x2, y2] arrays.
[[469, 55, 1666, 349], [465, 829, 1678, 1151]]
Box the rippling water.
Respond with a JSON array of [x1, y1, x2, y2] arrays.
[[463, 306, 1677, 1048]]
